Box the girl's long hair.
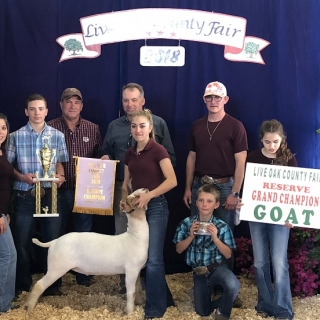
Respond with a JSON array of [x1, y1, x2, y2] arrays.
[[260, 119, 293, 165], [0, 113, 10, 151]]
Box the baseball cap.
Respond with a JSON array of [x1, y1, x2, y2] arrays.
[[61, 88, 82, 101], [203, 81, 227, 98]]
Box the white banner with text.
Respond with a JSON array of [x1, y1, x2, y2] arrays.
[[241, 163, 320, 229], [56, 8, 269, 64]]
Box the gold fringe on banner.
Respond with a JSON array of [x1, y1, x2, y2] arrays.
[[73, 156, 118, 216]]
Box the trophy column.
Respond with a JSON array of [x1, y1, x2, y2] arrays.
[[33, 136, 59, 218]]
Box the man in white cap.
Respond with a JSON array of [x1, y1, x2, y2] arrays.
[[183, 81, 247, 229], [183, 82, 247, 308]]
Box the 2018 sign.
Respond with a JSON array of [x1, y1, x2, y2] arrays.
[[140, 46, 185, 66]]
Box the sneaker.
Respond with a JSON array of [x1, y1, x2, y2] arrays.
[[42, 287, 64, 296], [119, 287, 126, 294], [8, 304, 20, 311], [257, 311, 269, 318], [76, 279, 91, 287], [213, 314, 228, 320], [186, 287, 194, 297], [233, 296, 242, 308]]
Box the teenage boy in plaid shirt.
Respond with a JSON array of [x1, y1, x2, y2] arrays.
[[7, 94, 68, 296], [173, 185, 239, 320]]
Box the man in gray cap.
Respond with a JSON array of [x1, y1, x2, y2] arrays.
[[48, 88, 101, 286]]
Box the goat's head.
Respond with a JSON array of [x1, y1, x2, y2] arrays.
[[121, 188, 149, 213]]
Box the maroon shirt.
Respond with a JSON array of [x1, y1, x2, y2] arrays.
[[247, 149, 298, 167], [124, 139, 169, 192], [0, 153, 14, 215], [47, 117, 101, 189], [189, 114, 248, 178]]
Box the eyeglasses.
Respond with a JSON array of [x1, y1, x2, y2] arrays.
[[204, 95, 223, 102]]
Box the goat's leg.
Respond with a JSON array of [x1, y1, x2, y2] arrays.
[[134, 272, 143, 305], [125, 270, 140, 313], [24, 269, 66, 314]]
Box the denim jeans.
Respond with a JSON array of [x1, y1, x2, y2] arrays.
[[193, 264, 239, 318], [0, 215, 17, 312], [249, 221, 294, 319], [113, 180, 127, 236], [13, 190, 61, 291], [59, 189, 92, 235], [59, 189, 92, 284], [144, 195, 173, 318], [191, 177, 235, 233]]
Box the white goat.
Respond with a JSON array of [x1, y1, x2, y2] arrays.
[[24, 188, 149, 314]]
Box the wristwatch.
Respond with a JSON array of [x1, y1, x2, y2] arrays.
[[231, 191, 240, 198]]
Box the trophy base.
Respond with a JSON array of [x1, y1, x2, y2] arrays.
[[33, 178, 59, 182], [33, 213, 59, 218]]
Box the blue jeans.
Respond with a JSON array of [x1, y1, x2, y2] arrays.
[[13, 190, 61, 291], [59, 189, 92, 284], [59, 189, 92, 235], [144, 196, 173, 318], [191, 177, 235, 232], [113, 180, 127, 236], [0, 215, 17, 312], [249, 222, 293, 319], [193, 264, 239, 318]]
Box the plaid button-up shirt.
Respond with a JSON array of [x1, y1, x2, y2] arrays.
[[173, 215, 236, 268], [47, 116, 101, 189], [7, 122, 69, 191]]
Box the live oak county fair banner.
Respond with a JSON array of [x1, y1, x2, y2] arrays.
[[241, 163, 320, 229], [56, 8, 269, 64], [73, 157, 117, 215]]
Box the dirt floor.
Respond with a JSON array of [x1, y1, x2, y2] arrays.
[[3, 272, 320, 319]]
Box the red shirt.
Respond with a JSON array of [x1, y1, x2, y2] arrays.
[[124, 139, 169, 192], [47, 117, 101, 189], [189, 114, 248, 178]]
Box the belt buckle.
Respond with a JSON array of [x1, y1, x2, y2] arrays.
[[194, 266, 209, 275], [200, 175, 215, 185], [30, 188, 45, 198]]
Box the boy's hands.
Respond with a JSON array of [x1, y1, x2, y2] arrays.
[[190, 220, 199, 239], [206, 223, 218, 241]]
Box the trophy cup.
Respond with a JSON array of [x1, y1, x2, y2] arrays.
[[32, 135, 59, 217]]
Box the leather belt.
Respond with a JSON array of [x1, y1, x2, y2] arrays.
[[19, 188, 51, 198], [195, 175, 231, 184], [193, 262, 221, 275]]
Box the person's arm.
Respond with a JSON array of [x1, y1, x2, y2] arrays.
[[55, 162, 66, 187], [13, 169, 35, 185], [176, 220, 199, 254], [121, 165, 132, 193], [183, 151, 196, 209], [134, 158, 177, 209], [100, 125, 114, 160], [224, 150, 247, 211], [159, 120, 176, 166], [206, 224, 232, 259]]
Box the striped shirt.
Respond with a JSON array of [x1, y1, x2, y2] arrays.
[[173, 215, 236, 268], [6, 122, 69, 191], [47, 116, 101, 189]]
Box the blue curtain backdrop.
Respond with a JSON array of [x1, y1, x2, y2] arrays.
[[1, 0, 320, 268]]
